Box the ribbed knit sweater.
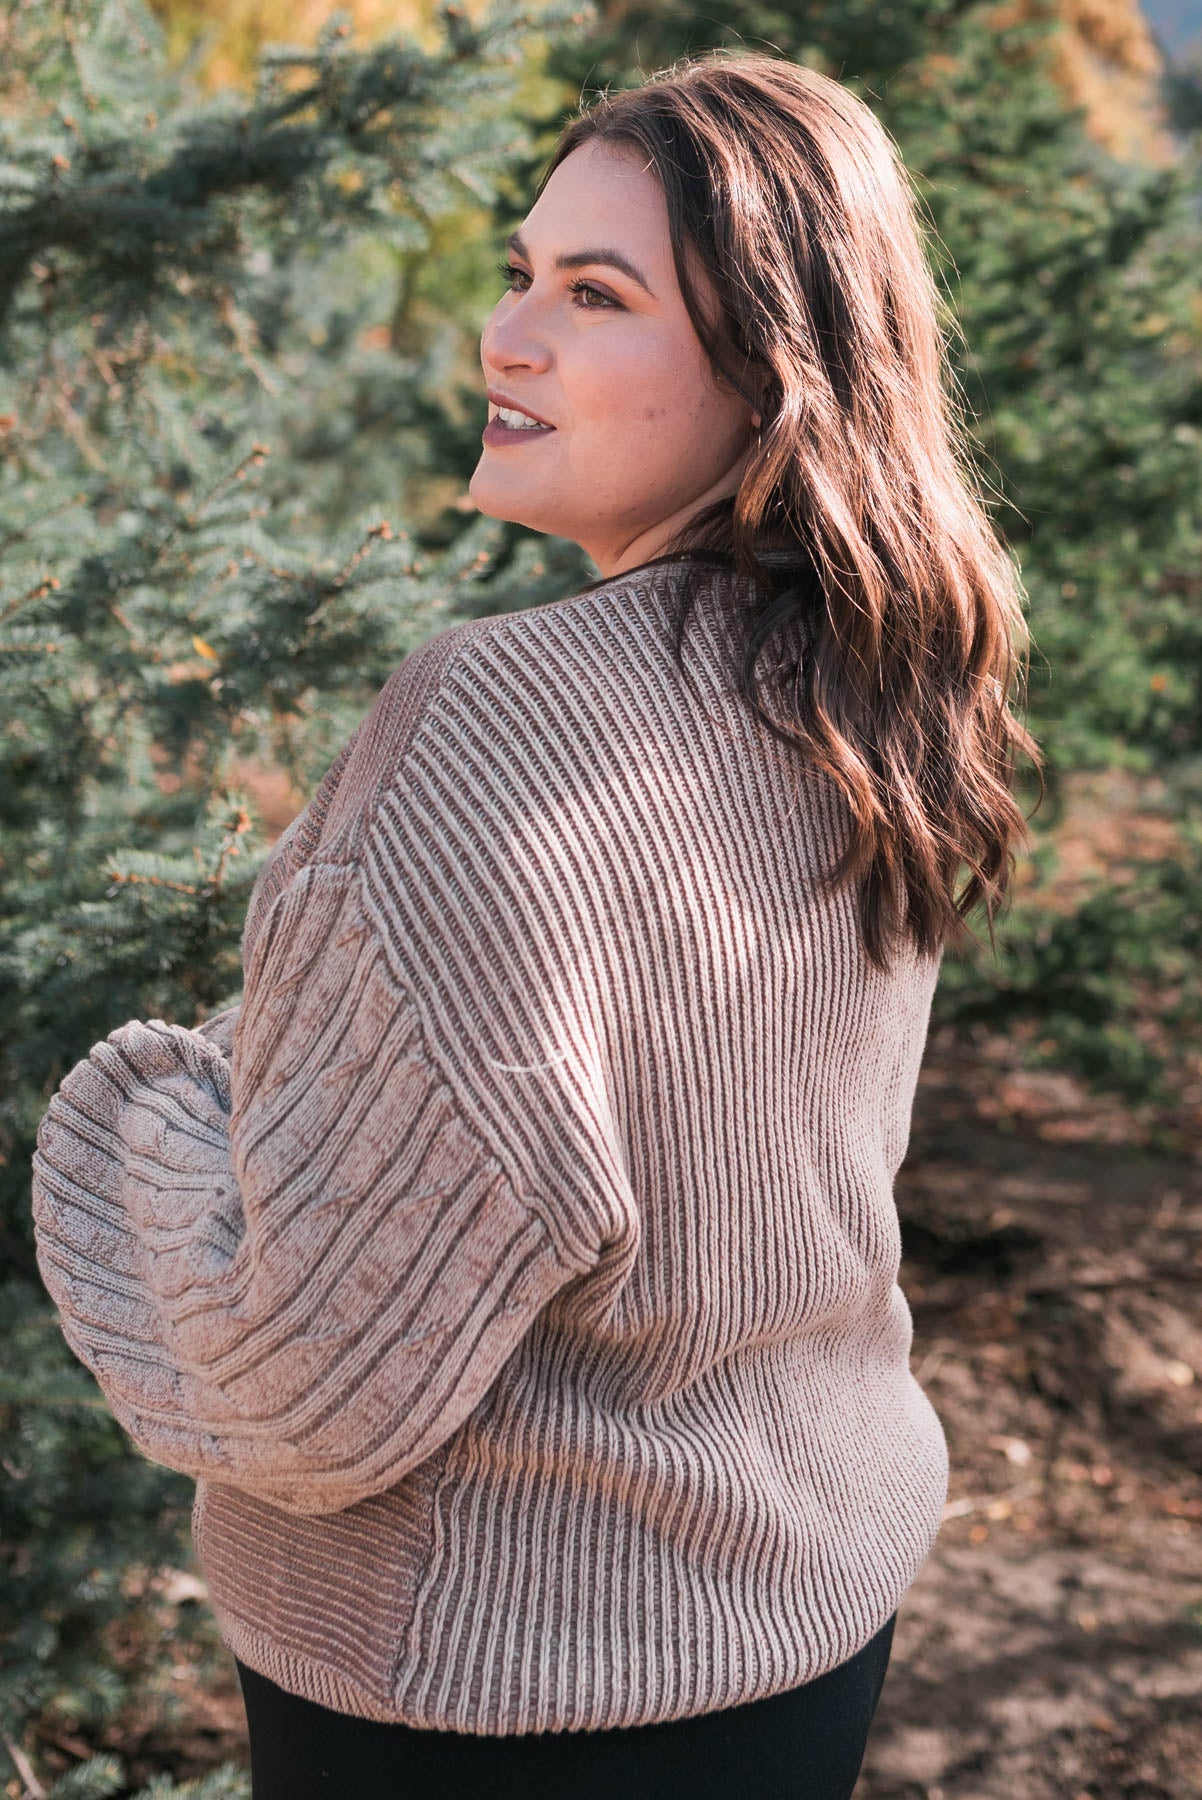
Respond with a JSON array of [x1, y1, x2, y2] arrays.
[[31, 558, 949, 1737]]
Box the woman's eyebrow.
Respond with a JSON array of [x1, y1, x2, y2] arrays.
[[505, 229, 656, 299]]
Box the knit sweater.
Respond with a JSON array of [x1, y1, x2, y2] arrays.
[[31, 558, 949, 1737]]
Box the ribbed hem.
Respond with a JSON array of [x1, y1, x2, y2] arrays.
[[216, 1572, 916, 1740], [219, 1605, 433, 1729]]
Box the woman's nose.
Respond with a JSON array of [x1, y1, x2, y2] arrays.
[[482, 309, 553, 373]]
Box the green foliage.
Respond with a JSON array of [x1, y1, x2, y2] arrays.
[[128, 1771, 250, 1800], [0, 0, 595, 1788], [938, 808, 1202, 1117], [32, 1759, 249, 1800], [0, 1283, 192, 1772], [41, 1762, 126, 1800]]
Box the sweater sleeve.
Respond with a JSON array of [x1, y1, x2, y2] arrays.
[[237, 713, 366, 969], [173, 721, 368, 1074], [30, 634, 603, 1518]]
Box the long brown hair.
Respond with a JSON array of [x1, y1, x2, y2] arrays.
[[537, 50, 1044, 974]]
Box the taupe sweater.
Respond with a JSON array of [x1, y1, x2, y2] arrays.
[[31, 559, 949, 1736]]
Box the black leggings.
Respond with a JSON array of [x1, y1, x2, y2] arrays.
[[235, 1610, 896, 1800]]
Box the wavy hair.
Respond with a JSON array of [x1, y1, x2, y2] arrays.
[[538, 50, 1044, 974]]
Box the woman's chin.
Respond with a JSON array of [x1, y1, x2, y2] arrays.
[[466, 482, 549, 536]]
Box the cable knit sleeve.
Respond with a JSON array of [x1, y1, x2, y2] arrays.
[[30, 626, 605, 1517]]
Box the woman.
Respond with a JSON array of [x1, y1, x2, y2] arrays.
[[31, 49, 1040, 1800]]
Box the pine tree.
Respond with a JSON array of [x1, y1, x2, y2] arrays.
[[0, 0, 592, 1790]]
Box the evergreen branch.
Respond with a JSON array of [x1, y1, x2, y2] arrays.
[[216, 290, 280, 395], [0, 7, 551, 324], [85, 345, 122, 400], [61, 16, 99, 119], [49, 388, 105, 471], [1, 1730, 47, 1799], [102, 870, 200, 895], [207, 805, 254, 895], [0, 500, 85, 561], [329, 518, 394, 590], [100, 444, 275, 624], [185, 443, 271, 526], [0, 574, 61, 624]]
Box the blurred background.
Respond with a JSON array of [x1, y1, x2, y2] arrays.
[[1, 1, 1200, 1795]]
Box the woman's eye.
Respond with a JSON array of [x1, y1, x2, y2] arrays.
[[494, 260, 618, 311]]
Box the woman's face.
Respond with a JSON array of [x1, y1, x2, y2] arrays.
[[469, 138, 759, 579]]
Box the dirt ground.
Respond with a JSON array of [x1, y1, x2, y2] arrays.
[[859, 1036, 1202, 1800], [44, 1035, 1202, 1800]]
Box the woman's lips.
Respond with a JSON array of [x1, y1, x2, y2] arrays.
[[483, 415, 557, 446]]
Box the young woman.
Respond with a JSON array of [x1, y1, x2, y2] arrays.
[[32, 49, 1040, 1800]]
